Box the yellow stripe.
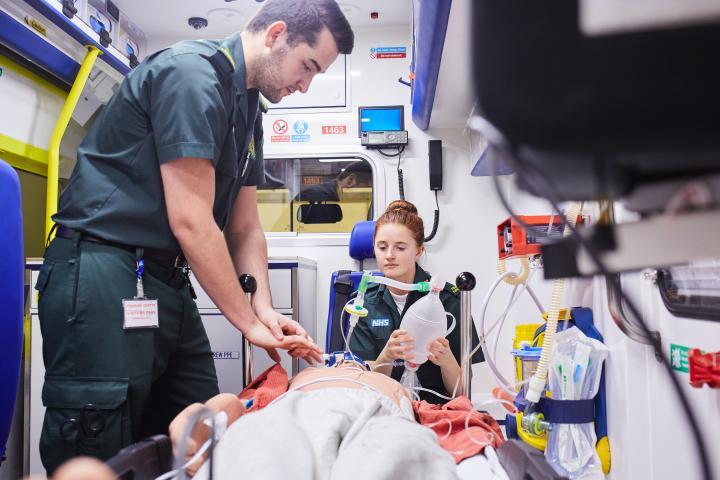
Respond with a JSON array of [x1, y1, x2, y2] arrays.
[[0, 55, 68, 99], [219, 47, 236, 69], [0, 133, 48, 177], [23, 314, 32, 362]]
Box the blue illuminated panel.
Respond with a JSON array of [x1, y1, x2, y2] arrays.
[[358, 106, 404, 136]]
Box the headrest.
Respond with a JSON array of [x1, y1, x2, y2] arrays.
[[349, 221, 375, 261]]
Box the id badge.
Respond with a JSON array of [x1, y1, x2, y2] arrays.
[[123, 256, 159, 329], [123, 298, 159, 329]]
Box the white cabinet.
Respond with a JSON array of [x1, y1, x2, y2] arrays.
[[194, 258, 317, 394], [22, 256, 316, 476]]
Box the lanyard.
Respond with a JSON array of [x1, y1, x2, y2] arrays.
[[135, 248, 145, 299]]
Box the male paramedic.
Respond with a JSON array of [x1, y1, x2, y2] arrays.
[[36, 0, 354, 473]]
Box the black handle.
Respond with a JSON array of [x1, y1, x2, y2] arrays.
[[239, 274, 257, 294], [455, 272, 476, 291], [62, 0, 77, 18]]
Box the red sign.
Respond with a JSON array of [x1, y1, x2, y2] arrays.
[[376, 52, 406, 59], [321, 125, 347, 135], [272, 119, 288, 135], [271, 135, 290, 143]]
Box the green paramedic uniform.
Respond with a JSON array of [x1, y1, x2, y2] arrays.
[[37, 33, 264, 474], [349, 265, 484, 404]]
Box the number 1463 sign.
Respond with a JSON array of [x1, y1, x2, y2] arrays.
[[321, 125, 347, 135]]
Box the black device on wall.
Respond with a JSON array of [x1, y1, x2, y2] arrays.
[[428, 140, 443, 191], [424, 140, 442, 242]]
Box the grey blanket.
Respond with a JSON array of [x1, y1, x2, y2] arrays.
[[195, 387, 459, 480]]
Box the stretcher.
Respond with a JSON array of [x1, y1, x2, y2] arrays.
[[106, 417, 562, 480]]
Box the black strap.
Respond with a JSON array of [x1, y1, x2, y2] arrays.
[[328, 271, 354, 352]]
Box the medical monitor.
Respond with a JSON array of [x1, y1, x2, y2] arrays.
[[358, 106, 404, 137]]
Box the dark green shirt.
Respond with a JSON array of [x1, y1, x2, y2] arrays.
[[54, 33, 265, 252], [349, 265, 484, 404]]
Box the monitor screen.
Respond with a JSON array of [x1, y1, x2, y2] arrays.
[[358, 106, 404, 136]]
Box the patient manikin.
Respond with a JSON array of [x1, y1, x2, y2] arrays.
[[170, 360, 459, 480]]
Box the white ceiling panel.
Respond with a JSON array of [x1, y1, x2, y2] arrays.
[[112, 0, 411, 46]]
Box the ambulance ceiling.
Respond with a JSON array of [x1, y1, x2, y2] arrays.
[[113, 0, 412, 46]]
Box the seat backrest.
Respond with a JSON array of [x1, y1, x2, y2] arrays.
[[0, 160, 23, 462], [324, 221, 381, 353]]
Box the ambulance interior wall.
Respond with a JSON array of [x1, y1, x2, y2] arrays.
[[260, 25, 558, 408], [0, 55, 88, 258], [586, 205, 720, 480]]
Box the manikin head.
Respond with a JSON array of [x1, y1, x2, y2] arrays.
[[242, 0, 354, 103], [374, 200, 426, 284]]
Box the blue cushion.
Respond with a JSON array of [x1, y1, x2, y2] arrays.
[[348, 221, 375, 261], [0, 160, 23, 460]]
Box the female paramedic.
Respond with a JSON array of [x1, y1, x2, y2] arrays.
[[349, 200, 484, 403]]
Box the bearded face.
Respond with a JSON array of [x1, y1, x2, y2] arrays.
[[247, 27, 340, 103], [250, 45, 290, 103]]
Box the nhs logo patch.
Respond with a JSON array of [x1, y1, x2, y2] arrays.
[[371, 318, 390, 328]]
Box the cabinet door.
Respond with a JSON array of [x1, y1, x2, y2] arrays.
[[201, 314, 298, 394], [191, 269, 293, 311], [201, 313, 245, 394]]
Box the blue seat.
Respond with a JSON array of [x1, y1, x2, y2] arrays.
[[324, 221, 383, 353], [0, 160, 24, 463]]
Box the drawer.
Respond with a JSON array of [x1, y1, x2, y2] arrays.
[[192, 268, 293, 311]]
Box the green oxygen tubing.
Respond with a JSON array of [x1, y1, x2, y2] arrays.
[[342, 273, 431, 349]]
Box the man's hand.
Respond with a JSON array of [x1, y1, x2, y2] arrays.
[[255, 308, 322, 364], [243, 316, 321, 364]]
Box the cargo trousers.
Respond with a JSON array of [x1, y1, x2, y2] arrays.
[[37, 234, 219, 474]]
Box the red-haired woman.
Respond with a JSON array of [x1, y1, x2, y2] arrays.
[[349, 200, 484, 403]]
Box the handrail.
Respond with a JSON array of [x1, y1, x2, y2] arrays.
[[239, 274, 258, 387], [456, 272, 476, 399], [45, 45, 100, 240]]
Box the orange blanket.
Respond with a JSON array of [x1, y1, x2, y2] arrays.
[[238, 363, 289, 413], [412, 397, 505, 463]]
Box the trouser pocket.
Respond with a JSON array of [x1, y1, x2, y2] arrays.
[[39, 377, 131, 475]]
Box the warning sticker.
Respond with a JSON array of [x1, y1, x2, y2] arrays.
[[273, 119, 289, 135], [370, 46, 407, 59]]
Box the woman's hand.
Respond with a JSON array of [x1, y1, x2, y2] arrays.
[[379, 329, 415, 362], [427, 337, 453, 366]]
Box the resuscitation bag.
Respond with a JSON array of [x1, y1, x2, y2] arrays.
[[399, 276, 456, 367]]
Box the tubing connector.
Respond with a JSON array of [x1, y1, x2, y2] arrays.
[[525, 375, 546, 404], [521, 411, 551, 436]]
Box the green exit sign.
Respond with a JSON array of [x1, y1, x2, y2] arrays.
[[670, 343, 690, 373]]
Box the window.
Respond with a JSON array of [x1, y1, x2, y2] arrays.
[[258, 156, 373, 234], [657, 260, 720, 322]]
